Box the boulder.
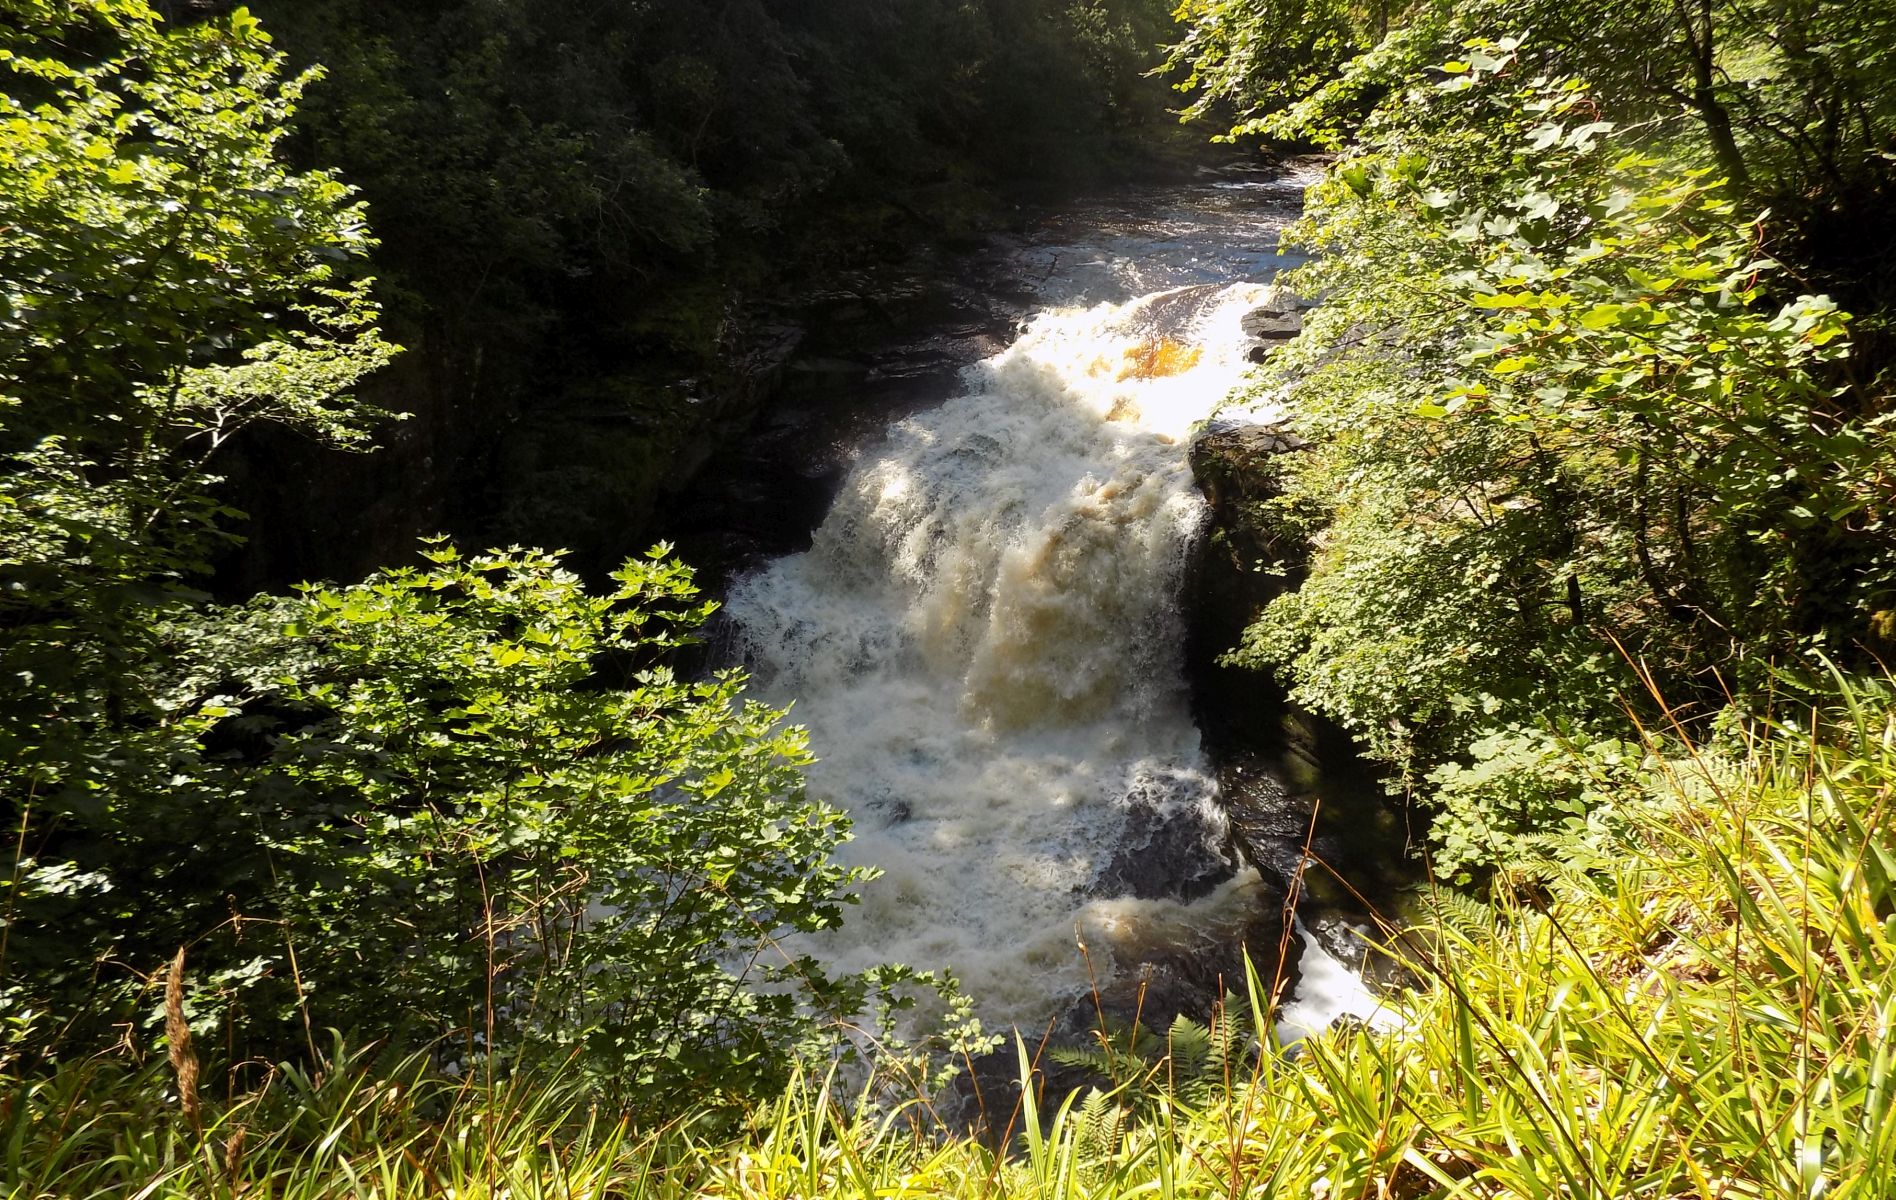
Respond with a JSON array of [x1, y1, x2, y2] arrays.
[[1240, 306, 1303, 340]]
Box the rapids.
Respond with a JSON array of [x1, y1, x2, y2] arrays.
[[717, 166, 1390, 1039]]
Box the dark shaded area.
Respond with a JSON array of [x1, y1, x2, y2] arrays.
[[1186, 420, 1423, 963], [664, 255, 1033, 593], [206, 0, 1211, 593]]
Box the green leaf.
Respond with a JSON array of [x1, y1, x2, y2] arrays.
[[1578, 304, 1625, 330]]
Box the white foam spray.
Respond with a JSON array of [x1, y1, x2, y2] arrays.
[[1274, 919, 1404, 1045], [724, 278, 1288, 1029]]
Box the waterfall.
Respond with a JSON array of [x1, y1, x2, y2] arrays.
[[723, 273, 1291, 1029]]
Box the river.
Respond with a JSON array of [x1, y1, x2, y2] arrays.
[[673, 164, 1403, 1054]]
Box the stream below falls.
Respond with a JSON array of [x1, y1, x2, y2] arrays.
[[674, 165, 1409, 1055]]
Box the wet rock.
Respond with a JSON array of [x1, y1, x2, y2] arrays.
[[1240, 301, 1305, 362], [952, 433, 1006, 467], [1091, 794, 1236, 903], [734, 322, 806, 380], [952, 881, 1296, 1138], [1085, 905, 1291, 1034], [1240, 306, 1303, 340], [1187, 421, 1309, 604], [1218, 752, 1334, 875], [806, 288, 878, 328], [786, 356, 874, 383], [1185, 417, 1422, 946], [1303, 911, 1378, 973]]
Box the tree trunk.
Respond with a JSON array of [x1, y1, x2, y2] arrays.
[[1674, 0, 1751, 187]]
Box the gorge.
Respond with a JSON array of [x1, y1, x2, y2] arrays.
[[15, 2, 1896, 1189]]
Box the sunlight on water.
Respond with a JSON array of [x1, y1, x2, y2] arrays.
[[1275, 919, 1405, 1045], [726, 279, 1284, 1029]]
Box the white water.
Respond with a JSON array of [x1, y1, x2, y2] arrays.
[[726, 279, 1272, 1025], [1275, 920, 1404, 1045], [724, 175, 1384, 1038]]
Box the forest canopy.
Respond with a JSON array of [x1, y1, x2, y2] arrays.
[[212, 0, 1197, 586]]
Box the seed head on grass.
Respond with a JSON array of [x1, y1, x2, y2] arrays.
[[164, 948, 200, 1135]]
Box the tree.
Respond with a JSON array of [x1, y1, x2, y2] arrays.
[[1, 0, 395, 1046], [1, 5, 882, 1113], [1217, 40, 1893, 880], [1169, 0, 1896, 273]]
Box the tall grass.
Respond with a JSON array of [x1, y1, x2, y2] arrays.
[[9, 676, 1896, 1199]]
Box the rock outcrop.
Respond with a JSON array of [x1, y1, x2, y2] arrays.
[[1186, 418, 1420, 987], [1239, 296, 1309, 362]]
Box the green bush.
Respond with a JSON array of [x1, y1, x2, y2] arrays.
[[154, 543, 868, 1107], [1425, 725, 1649, 884], [0, 1, 891, 1110], [1219, 39, 1894, 875], [1, 0, 397, 1050]]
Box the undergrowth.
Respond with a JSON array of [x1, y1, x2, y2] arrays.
[[8, 674, 1896, 1198]]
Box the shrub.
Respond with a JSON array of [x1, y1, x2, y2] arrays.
[[1224, 41, 1893, 874], [0, 2, 884, 1110]]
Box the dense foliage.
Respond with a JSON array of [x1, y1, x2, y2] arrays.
[[13, 679, 1896, 1197], [11, 0, 1896, 1189], [1173, 0, 1896, 882], [1170, 0, 1896, 214], [1, 0, 396, 1049], [0, 0, 923, 1111]]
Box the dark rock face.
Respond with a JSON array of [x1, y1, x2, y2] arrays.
[[1185, 420, 1421, 965], [1240, 306, 1303, 340], [1186, 421, 1309, 633], [1092, 784, 1239, 904], [660, 265, 1025, 592], [1239, 299, 1307, 361], [1186, 419, 1316, 876]]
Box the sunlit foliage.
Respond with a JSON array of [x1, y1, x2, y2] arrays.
[[12, 679, 1896, 1198], [0, 2, 915, 1109], [1179, 4, 1896, 878]]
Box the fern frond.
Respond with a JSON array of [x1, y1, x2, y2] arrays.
[[1050, 1044, 1118, 1078], [1166, 1014, 1212, 1084], [1076, 1087, 1126, 1185], [1208, 992, 1246, 1064], [1421, 888, 1501, 942]]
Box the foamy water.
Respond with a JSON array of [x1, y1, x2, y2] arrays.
[[1276, 920, 1404, 1044], [723, 174, 1381, 1038]]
